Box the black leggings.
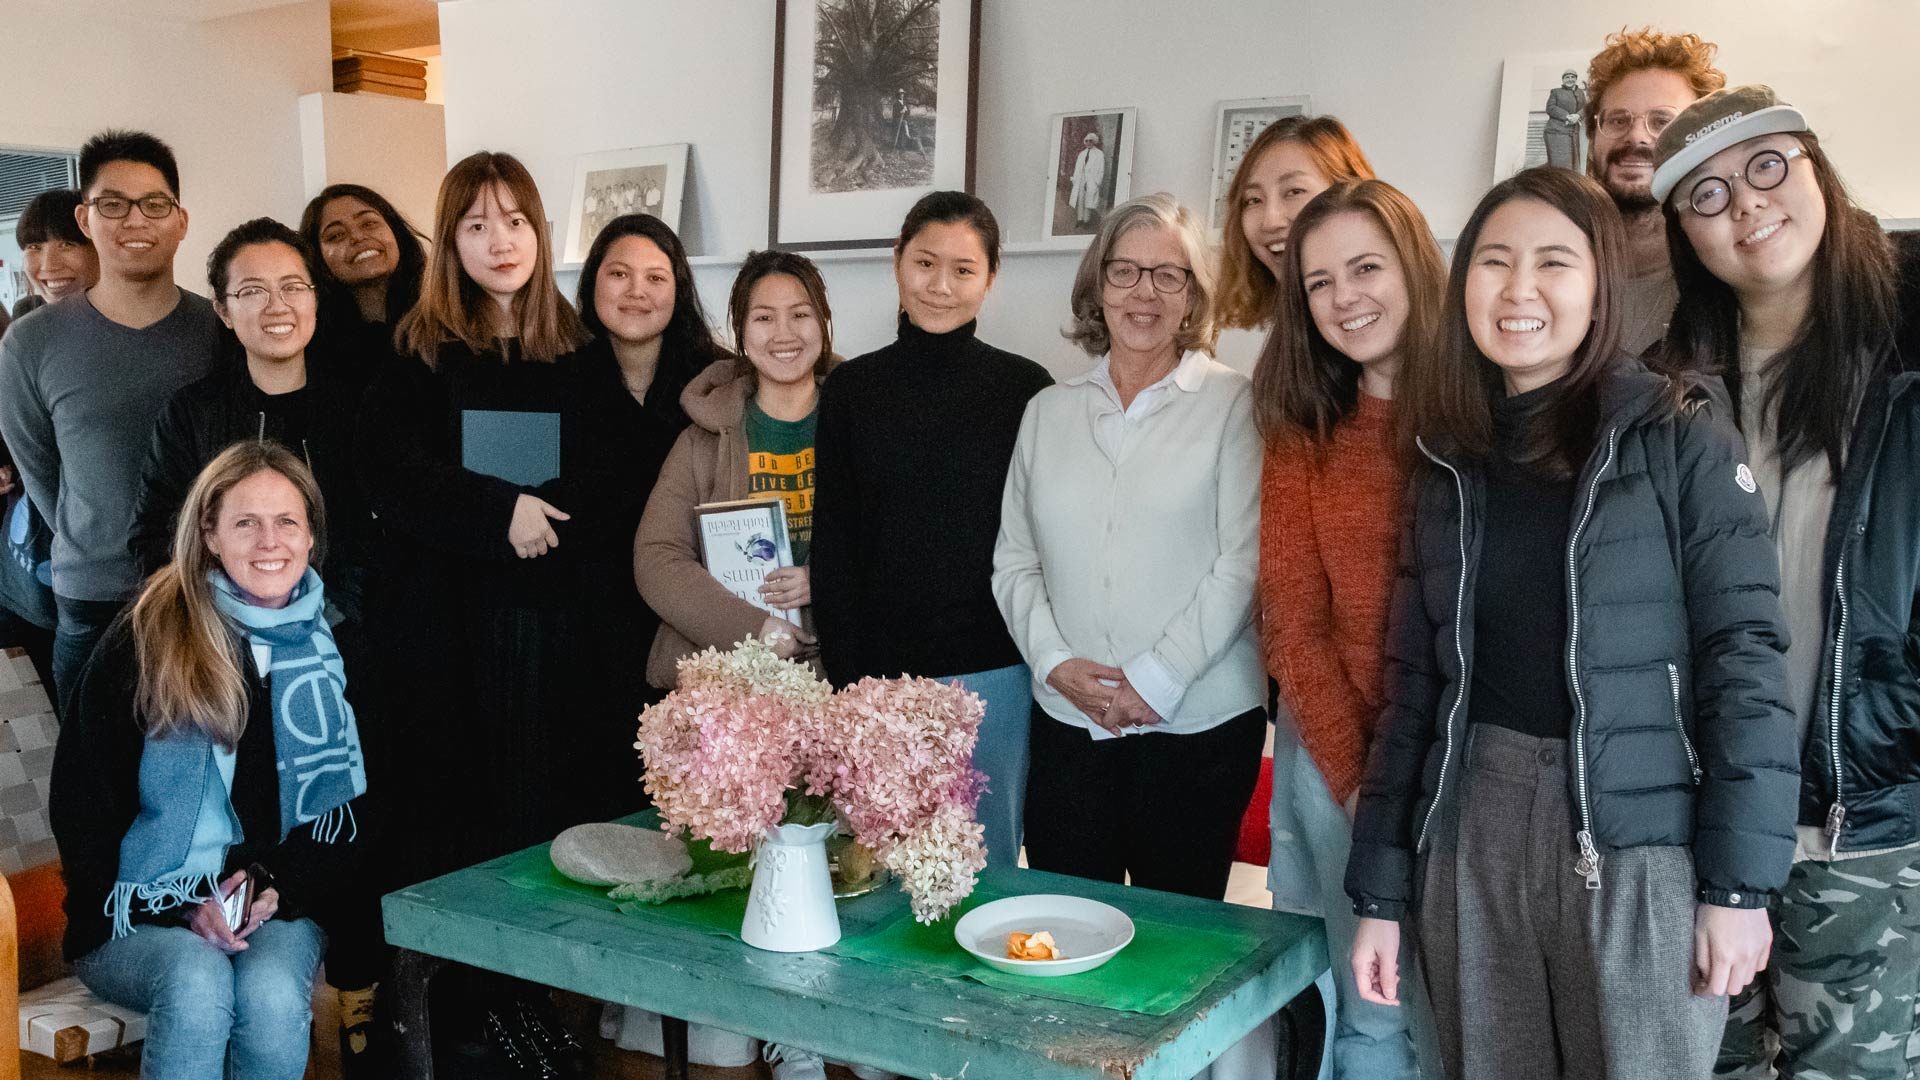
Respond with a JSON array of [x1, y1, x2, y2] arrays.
[[1023, 705, 1265, 900]]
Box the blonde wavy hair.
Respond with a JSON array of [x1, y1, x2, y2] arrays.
[[130, 443, 327, 748]]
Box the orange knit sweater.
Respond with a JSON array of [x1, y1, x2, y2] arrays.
[[1258, 392, 1407, 804]]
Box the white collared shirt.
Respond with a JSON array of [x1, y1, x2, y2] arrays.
[[993, 350, 1264, 739]]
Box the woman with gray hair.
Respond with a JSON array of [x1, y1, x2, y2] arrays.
[[992, 192, 1265, 900]]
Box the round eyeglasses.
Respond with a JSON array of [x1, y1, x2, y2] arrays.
[[86, 194, 179, 220], [1103, 260, 1192, 294], [1596, 109, 1677, 138], [1684, 147, 1805, 218]]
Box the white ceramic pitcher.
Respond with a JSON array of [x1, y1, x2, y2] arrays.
[[741, 821, 841, 952]]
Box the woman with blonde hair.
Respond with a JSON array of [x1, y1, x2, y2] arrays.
[[1216, 116, 1376, 331], [995, 192, 1263, 899], [53, 442, 369, 1080]]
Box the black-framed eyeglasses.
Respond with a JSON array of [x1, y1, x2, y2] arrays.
[[1597, 108, 1677, 138], [1684, 147, 1805, 218], [223, 281, 316, 309], [1103, 260, 1191, 294], [86, 194, 179, 220]]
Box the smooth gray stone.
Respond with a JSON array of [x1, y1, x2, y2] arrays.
[[551, 822, 693, 886]]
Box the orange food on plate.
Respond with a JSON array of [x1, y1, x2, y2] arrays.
[[1005, 930, 1063, 961]]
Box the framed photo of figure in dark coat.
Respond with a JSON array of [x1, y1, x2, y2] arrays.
[[1494, 52, 1594, 180], [769, 0, 981, 250]]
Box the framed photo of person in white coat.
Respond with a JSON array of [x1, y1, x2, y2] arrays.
[[1039, 108, 1136, 247]]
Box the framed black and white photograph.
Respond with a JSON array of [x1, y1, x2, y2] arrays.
[[562, 143, 690, 267], [1208, 95, 1312, 231], [1039, 108, 1136, 247], [769, 0, 981, 250], [1493, 52, 1594, 180]]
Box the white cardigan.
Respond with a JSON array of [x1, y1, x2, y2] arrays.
[[992, 351, 1264, 737]]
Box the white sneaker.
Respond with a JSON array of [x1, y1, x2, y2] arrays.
[[843, 1065, 897, 1079], [764, 1043, 829, 1080]]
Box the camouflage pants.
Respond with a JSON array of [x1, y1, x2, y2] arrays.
[[1717, 845, 1920, 1080]]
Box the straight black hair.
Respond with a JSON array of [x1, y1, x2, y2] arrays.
[[298, 183, 429, 329], [728, 250, 834, 378], [576, 213, 728, 412], [79, 130, 180, 197], [895, 190, 1001, 273], [17, 189, 88, 247], [206, 218, 317, 300]]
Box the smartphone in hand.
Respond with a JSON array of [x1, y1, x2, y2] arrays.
[[220, 872, 255, 933]]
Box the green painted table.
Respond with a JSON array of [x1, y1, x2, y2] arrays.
[[383, 836, 1326, 1080]]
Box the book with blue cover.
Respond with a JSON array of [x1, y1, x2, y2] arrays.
[[461, 409, 561, 487]]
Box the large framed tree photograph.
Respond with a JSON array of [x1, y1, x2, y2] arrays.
[[769, 0, 981, 250]]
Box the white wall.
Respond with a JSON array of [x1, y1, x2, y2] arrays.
[[437, 0, 1919, 376], [298, 91, 448, 232], [0, 1, 333, 294]]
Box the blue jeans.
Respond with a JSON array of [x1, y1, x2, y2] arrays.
[[1269, 726, 1437, 1080], [941, 664, 1030, 868], [51, 593, 122, 716], [74, 918, 325, 1080]]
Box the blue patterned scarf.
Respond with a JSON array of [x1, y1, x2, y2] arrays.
[[106, 569, 367, 936]]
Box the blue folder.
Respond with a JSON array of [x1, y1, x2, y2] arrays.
[[461, 409, 561, 487]]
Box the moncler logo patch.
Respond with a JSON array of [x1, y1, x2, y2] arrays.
[[1736, 463, 1758, 493]]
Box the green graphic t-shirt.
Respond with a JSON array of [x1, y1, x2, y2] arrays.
[[743, 399, 818, 564]]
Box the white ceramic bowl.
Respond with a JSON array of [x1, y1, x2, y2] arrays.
[[953, 894, 1135, 977]]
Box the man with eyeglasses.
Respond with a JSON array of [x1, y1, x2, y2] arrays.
[[1583, 28, 1728, 356], [0, 129, 216, 710]]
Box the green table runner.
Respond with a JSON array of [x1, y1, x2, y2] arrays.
[[501, 846, 1261, 1017]]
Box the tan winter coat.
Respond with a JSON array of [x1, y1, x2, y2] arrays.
[[633, 358, 828, 688]]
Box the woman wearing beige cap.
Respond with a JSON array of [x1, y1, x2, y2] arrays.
[[1655, 85, 1920, 1080]]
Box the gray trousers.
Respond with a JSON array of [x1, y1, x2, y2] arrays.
[[1416, 723, 1726, 1079]]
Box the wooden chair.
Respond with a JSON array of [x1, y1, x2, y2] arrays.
[[3, 871, 18, 1080], [3, 647, 146, 1066]]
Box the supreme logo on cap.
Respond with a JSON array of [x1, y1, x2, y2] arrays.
[[1685, 111, 1745, 145]]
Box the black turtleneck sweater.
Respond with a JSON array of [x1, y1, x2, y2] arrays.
[[1469, 380, 1577, 739], [811, 315, 1053, 685]]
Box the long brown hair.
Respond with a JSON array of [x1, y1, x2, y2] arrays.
[[1400, 167, 1629, 478], [1216, 116, 1376, 330], [1252, 180, 1446, 450], [1661, 131, 1899, 474], [398, 151, 587, 365], [130, 443, 328, 748]]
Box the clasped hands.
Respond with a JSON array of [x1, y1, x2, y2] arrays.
[[1047, 658, 1163, 734]]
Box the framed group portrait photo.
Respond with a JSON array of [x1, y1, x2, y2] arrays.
[[561, 142, 691, 267]]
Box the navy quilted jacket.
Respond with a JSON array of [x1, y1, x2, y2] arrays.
[[1346, 359, 1799, 921]]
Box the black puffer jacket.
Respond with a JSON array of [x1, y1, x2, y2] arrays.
[[1346, 360, 1798, 921], [1804, 371, 1920, 852]]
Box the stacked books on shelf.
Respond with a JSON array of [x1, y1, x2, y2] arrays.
[[333, 49, 429, 101]]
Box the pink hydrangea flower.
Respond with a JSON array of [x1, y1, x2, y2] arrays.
[[636, 639, 988, 919]]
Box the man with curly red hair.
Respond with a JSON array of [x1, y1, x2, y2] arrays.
[[1584, 27, 1726, 354]]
